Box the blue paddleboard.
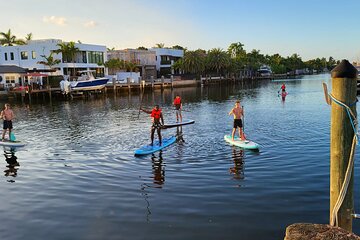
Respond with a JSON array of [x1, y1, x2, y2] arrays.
[[134, 136, 176, 156]]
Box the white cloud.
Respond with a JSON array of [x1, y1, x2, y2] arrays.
[[42, 16, 67, 26], [84, 20, 97, 28]]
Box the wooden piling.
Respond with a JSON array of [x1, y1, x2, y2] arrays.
[[330, 59, 358, 231], [151, 76, 154, 89], [161, 76, 164, 91]]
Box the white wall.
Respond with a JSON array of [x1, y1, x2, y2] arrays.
[[0, 39, 107, 75], [116, 72, 141, 83], [149, 48, 184, 70]]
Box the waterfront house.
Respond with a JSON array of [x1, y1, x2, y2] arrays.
[[107, 49, 157, 81], [149, 48, 184, 77], [0, 39, 107, 80], [0, 65, 26, 90]]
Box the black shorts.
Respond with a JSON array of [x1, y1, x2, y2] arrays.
[[233, 119, 242, 128], [3, 120, 12, 130], [152, 122, 162, 129]]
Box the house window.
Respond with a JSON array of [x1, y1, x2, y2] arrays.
[[5, 76, 16, 84], [87, 51, 104, 64], [10, 52, 14, 60], [32, 51, 36, 59], [4, 53, 8, 61], [21, 51, 28, 60]]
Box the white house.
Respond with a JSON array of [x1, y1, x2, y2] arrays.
[[0, 39, 107, 78], [149, 48, 184, 77], [0, 65, 26, 89]]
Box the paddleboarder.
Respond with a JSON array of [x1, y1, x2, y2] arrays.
[[280, 83, 286, 93], [140, 104, 164, 146], [0, 103, 15, 141], [173, 94, 182, 123], [228, 100, 246, 141]]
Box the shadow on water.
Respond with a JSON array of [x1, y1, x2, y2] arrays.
[[140, 152, 166, 222], [229, 147, 245, 180], [3, 148, 19, 182]]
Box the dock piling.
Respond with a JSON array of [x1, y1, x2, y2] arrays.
[[329, 59, 358, 231]]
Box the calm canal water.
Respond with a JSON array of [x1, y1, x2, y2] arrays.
[[0, 73, 360, 240]]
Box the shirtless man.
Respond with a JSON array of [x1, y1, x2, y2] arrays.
[[229, 100, 246, 141], [1, 103, 15, 141]]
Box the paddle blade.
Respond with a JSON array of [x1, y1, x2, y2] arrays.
[[10, 132, 16, 141]]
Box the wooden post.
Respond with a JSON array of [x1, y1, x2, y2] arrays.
[[161, 75, 164, 90], [151, 76, 154, 89], [330, 60, 358, 231], [112, 77, 116, 93]]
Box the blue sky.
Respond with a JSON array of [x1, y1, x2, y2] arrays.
[[1, 0, 360, 61]]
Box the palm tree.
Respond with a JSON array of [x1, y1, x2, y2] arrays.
[[54, 41, 80, 76], [227, 42, 246, 59], [206, 48, 231, 75], [0, 29, 25, 46], [154, 43, 165, 48], [137, 46, 148, 50], [107, 47, 115, 51], [25, 33, 33, 42], [103, 59, 126, 75], [37, 53, 61, 72], [175, 50, 206, 74]]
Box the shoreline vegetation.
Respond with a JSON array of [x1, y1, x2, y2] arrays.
[[0, 29, 339, 81]]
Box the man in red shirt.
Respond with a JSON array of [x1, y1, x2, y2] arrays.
[[141, 105, 164, 145]]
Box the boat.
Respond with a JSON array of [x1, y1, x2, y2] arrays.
[[258, 65, 272, 78], [69, 70, 109, 91]]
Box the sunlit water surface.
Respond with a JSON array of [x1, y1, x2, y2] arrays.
[[0, 74, 359, 240]]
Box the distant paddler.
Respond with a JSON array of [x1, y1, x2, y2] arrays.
[[280, 83, 286, 93], [228, 100, 246, 141], [140, 104, 164, 146], [173, 94, 182, 123], [0, 103, 15, 141]]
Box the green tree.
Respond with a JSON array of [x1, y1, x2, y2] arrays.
[[137, 46, 148, 50], [107, 47, 115, 51], [54, 41, 80, 63], [172, 49, 206, 75], [172, 45, 186, 51], [54, 41, 80, 76], [227, 42, 246, 59], [154, 43, 165, 48], [206, 48, 231, 75], [37, 53, 61, 74], [103, 58, 127, 75], [25, 33, 33, 42], [0, 29, 25, 46]]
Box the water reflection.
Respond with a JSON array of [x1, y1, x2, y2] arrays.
[[229, 147, 244, 180], [176, 126, 185, 143], [151, 152, 165, 187], [3, 148, 19, 182], [140, 152, 166, 222]]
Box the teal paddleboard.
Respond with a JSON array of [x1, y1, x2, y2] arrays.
[[224, 135, 259, 150], [134, 136, 176, 156]]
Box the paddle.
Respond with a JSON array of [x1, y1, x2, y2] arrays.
[[242, 106, 247, 140], [10, 132, 16, 141], [138, 80, 146, 118]]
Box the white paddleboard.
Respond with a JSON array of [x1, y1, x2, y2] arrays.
[[0, 140, 26, 147], [224, 135, 259, 150]]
